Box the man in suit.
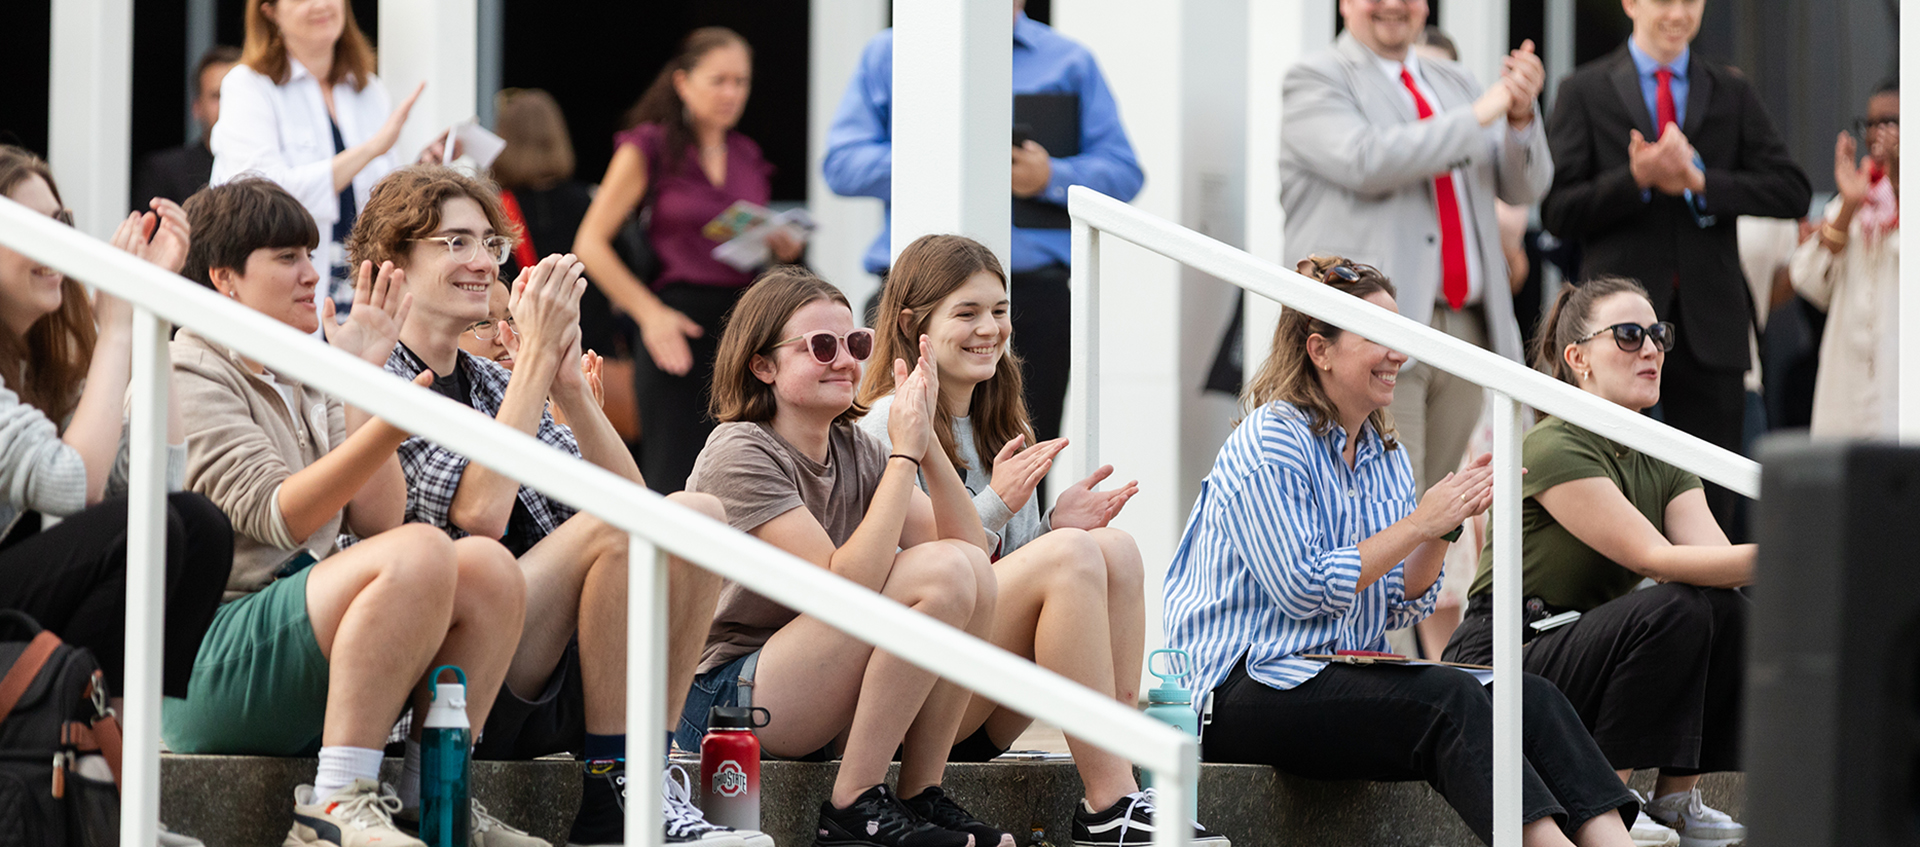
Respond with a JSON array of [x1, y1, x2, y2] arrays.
[[1282, 0, 1550, 498], [1542, 0, 1810, 533], [132, 46, 240, 210]]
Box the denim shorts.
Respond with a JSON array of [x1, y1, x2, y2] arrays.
[[673, 651, 757, 753]]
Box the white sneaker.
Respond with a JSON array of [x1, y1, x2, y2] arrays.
[[661, 765, 770, 847], [1644, 787, 1746, 847], [471, 799, 551, 847], [1629, 809, 1680, 847], [286, 779, 426, 847]]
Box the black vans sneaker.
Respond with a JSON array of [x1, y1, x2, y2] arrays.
[[1071, 789, 1230, 847], [817, 785, 971, 847], [902, 786, 1015, 847]]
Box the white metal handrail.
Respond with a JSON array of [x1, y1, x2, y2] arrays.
[[1066, 185, 1761, 847], [0, 196, 1198, 847]]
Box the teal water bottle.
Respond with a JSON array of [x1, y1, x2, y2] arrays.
[[421, 666, 471, 847], [1139, 649, 1198, 818]]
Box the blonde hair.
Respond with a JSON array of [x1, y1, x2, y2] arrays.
[[1243, 254, 1398, 448]]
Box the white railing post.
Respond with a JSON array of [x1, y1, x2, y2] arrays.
[[1069, 219, 1101, 479], [1148, 738, 1195, 847], [121, 308, 170, 847], [1490, 393, 1525, 846], [624, 535, 669, 847]]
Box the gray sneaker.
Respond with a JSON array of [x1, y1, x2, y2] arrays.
[[1643, 787, 1745, 847]]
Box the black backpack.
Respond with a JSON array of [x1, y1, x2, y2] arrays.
[[0, 611, 122, 847]]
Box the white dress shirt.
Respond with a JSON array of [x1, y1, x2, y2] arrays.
[[1370, 51, 1534, 308], [210, 58, 401, 275]]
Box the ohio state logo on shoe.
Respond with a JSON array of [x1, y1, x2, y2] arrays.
[[712, 760, 749, 797]]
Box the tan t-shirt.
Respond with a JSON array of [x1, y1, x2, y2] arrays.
[[686, 421, 891, 673]]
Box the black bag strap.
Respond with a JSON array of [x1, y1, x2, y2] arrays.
[[0, 630, 62, 724], [0, 609, 45, 641]]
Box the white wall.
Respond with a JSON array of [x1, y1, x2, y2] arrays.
[[48, 0, 132, 238], [808, 1, 889, 309], [379, 0, 477, 169]]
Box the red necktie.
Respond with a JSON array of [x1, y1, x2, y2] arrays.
[[1399, 67, 1469, 311], [1654, 67, 1677, 137]]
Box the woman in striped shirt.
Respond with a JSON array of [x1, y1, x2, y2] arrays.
[[1162, 257, 1638, 847]]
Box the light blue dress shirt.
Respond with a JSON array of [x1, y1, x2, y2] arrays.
[[821, 12, 1145, 274], [1162, 402, 1444, 702]]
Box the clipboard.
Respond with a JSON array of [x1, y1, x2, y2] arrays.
[[1012, 92, 1079, 229]]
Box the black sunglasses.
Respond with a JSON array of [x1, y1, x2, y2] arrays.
[[1577, 321, 1675, 353], [1322, 262, 1381, 284]]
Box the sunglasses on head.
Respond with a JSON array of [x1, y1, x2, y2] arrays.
[[1577, 321, 1675, 353], [1321, 262, 1381, 284], [769, 328, 874, 364]]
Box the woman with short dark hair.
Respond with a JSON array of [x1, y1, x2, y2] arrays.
[[1164, 256, 1639, 847]]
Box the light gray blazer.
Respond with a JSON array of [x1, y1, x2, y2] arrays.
[[1280, 34, 1553, 363]]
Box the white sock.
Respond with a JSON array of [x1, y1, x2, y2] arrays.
[[314, 746, 385, 801], [398, 739, 423, 810]]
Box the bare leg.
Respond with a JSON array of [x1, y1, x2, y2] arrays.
[[749, 540, 983, 809], [1571, 808, 1636, 847], [305, 524, 459, 748], [895, 540, 995, 799], [957, 529, 1136, 811], [1522, 817, 1576, 847], [1651, 773, 1702, 799], [662, 492, 727, 724], [405, 538, 525, 740], [1089, 528, 1145, 707]]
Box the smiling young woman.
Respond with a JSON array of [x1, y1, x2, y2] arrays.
[[1443, 276, 1754, 845]]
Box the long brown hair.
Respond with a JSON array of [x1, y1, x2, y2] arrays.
[[1243, 254, 1398, 448], [0, 147, 96, 425], [621, 27, 750, 176], [1532, 275, 1652, 385], [858, 234, 1032, 472], [241, 0, 378, 91], [491, 89, 576, 191], [711, 266, 867, 426]]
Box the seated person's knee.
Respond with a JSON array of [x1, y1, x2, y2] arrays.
[[666, 490, 728, 524]]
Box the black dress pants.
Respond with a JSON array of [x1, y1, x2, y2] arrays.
[[633, 283, 748, 494], [1659, 299, 1748, 535], [1007, 264, 1071, 448], [1444, 584, 1746, 775], [0, 493, 232, 699], [1205, 660, 1635, 846]]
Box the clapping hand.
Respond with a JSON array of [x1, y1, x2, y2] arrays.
[[580, 350, 606, 408], [887, 335, 939, 463], [1499, 40, 1544, 127], [1833, 131, 1874, 212], [1049, 464, 1140, 531], [323, 260, 413, 367], [508, 253, 588, 378], [1629, 124, 1703, 195], [1412, 452, 1496, 540], [988, 434, 1068, 515]]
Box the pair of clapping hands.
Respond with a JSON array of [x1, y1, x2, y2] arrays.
[[884, 336, 1137, 531], [321, 253, 603, 402], [1471, 40, 1547, 129], [90, 199, 193, 332]]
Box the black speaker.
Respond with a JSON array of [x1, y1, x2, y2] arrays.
[[1748, 439, 1920, 847]]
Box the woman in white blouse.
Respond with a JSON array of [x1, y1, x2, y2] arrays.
[[211, 0, 447, 310]]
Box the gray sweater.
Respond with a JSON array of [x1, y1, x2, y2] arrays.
[[859, 394, 1047, 556], [0, 372, 187, 538]]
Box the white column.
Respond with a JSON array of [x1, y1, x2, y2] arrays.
[[808, 0, 889, 309], [48, 0, 132, 236], [1544, 0, 1575, 107], [380, 0, 478, 166], [1243, 0, 1336, 385], [890, 0, 1012, 269], [1903, 12, 1919, 443], [1441, 0, 1510, 91]]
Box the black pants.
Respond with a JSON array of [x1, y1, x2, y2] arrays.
[[0, 493, 231, 699], [1660, 300, 1748, 536], [1007, 264, 1071, 448], [1206, 660, 1634, 846], [1444, 584, 1746, 775], [633, 283, 748, 494]]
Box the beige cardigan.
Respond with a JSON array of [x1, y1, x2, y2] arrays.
[[172, 329, 347, 600], [1790, 196, 1900, 439]]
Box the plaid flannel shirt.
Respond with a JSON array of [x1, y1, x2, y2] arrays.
[[384, 343, 579, 542]]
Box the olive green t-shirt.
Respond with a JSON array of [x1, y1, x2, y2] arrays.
[[1467, 416, 1703, 611]]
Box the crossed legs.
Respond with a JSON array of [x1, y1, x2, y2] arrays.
[[958, 527, 1146, 810], [751, 539, 996, 808]]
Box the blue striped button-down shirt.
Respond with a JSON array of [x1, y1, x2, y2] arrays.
[[1163, 401, 1443, 701]]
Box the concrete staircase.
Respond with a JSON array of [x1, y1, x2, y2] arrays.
[[159, 754, 1742, 847]]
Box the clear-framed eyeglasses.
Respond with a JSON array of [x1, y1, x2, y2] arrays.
[[465, 317, 516, 340], [414, 234, 514, 265]]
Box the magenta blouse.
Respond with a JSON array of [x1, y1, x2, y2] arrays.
[[614, 122, 775, 290]]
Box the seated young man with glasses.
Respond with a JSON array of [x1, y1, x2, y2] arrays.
[[347, 165, 768, 847], [1443, 276, 1754, 847], [456, 278, 608, 430]]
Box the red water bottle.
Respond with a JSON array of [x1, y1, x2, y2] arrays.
[[699, 706, 769, 831]]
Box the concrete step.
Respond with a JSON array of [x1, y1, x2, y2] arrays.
[[159, 754, 1742, 847]]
